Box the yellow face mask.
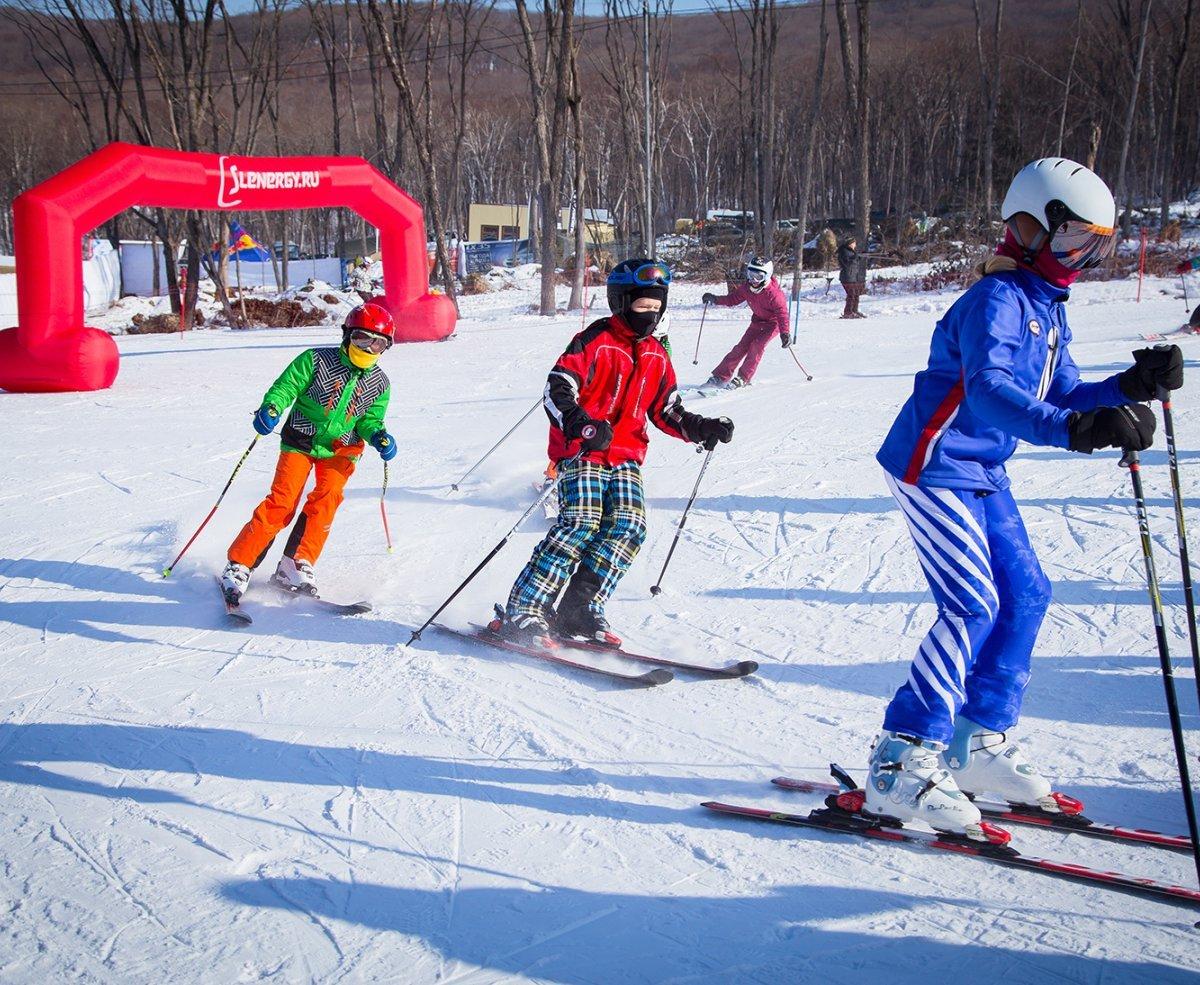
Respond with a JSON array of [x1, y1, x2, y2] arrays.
[[347, 344, 380, 370]]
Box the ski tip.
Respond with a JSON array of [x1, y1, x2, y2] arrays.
[[642, 668, 674, 686], [731, 660, 759, 676]]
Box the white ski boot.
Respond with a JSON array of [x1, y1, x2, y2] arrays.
[[220, 561, 251, 601], [942, 717, 1055, 810], [274, 556, 318, 596], [863, 731, 986, 838]]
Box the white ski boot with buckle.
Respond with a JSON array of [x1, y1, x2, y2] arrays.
[[274, 556, 318, 596], [220, 561, 251, 601], [942, 717, 1055, 810], [864, 731, 987, 838]]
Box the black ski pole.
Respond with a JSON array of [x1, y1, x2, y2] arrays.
[[1156, 381, 1200, 707], [410, 451, 582, 644], [651, 445, 714, 596], [1121, 447, 1200, 899], [163, 435, 259, 577], [788, 346, 814, 382], [692, 301, 709, 365], [451, 398, 542, 491]]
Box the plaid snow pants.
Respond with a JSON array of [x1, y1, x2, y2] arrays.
[[507, 460, 648, 620]]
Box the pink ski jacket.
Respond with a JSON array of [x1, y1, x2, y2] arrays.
[[711, 278, 790, 340]]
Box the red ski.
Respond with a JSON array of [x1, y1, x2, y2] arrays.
[[434, 624, 673, 687], [555, 635, 758, 678], [702, 799, 1200, 910], [771, 773, 1193, 854]]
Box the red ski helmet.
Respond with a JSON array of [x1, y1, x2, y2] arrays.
[[343, 302, 395, 350]]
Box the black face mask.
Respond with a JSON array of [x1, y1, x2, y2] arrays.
[[625, 309, 660, 337]]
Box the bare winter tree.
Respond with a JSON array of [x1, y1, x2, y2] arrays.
[[835, 0, 871, 245], [1159, 0, 1195, 229], [790, 0, 829, 308], [363, 0, 459, 308], [445, 0, 498, 239], [514, 0, 575, 316], [1113, 0, 1154, 236], [1056, 0, 1085, 156], [567, 29, 588, 311], [972, 0, 1004, 217], [748, 0, 779, 251]]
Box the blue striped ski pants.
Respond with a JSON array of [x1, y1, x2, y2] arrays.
[[507, 461, 647, 620], [883, 472, 1052, 744]]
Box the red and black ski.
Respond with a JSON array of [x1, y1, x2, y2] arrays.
[[555, 635, 758, 678], [771, 773, 1193, 855], [701, 799, 1200, 910], [434, 624, 673, 687]]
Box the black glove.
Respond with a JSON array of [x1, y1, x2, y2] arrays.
[[1119, 345, 1184, 401], [691, 416, 734, 451], [1068, 404, 1156, 454], [780, 334, 792, 349], [701, 293, 717, 306], [567, 417, 613, 452]]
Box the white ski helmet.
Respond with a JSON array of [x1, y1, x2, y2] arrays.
[[745, 255, 773, 292], [1000, 158, 1117, 270]]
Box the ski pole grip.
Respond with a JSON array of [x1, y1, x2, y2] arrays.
[[1157, 383, 1170, 404]]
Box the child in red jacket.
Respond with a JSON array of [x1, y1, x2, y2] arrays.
[[704, 256, 791, 388], [496, 258, 735, 649]]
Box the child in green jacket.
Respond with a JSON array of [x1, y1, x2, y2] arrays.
[[220, 303, 396, 602]]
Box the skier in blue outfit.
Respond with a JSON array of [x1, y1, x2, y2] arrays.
[[868, 158, 1185, 837]]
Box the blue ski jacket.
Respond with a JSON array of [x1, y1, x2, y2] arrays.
[[877, 268, 1130, 492]]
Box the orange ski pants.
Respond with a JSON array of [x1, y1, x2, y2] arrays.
[[228, 450, 357, 569]]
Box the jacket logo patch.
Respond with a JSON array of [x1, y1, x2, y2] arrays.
[[1028, 318, 1041, 336]]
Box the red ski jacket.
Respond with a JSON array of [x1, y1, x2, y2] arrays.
[[711, 278, 790, 340], [545, 315, 705, 466]]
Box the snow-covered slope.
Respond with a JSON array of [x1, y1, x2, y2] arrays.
[[1, 276, 1199, 982]]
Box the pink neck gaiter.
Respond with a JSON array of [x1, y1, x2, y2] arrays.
[[996, 227, 1079, 288]]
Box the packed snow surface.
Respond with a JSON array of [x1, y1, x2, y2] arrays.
[[2, 276, 1200, 982]]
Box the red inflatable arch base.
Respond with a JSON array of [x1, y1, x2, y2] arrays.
[[0, 142, 457, 393]]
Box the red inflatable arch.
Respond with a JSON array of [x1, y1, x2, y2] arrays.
[[0, 141, 457, 393]]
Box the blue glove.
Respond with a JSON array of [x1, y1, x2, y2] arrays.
[[371, 430, 397, 461], [253, 404, 281, 435]]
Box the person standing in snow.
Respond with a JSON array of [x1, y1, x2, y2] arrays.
[[868, 158, 1183, 837], [494, 258, 734, 649], [838, 236, 868, 318], [702, 256, 791, 389], [219, 303, 398, 602]]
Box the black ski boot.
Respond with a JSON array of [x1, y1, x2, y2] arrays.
[[555, 608, 622, 648], [488, 604, 557, 649], [554, 566, 621, 648]]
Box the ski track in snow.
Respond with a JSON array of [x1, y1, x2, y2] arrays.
[[1, 277, 1199, 981]]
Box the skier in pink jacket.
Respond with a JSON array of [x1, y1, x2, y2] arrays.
[[703, 256, 792, 389]]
